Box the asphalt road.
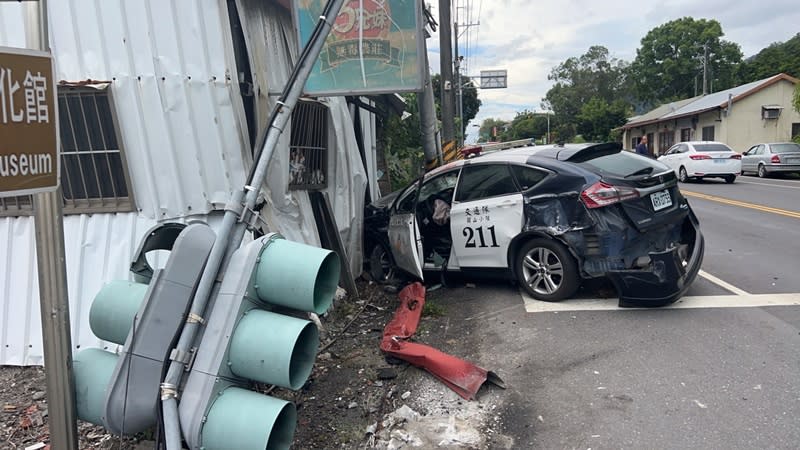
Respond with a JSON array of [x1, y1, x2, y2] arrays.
[[425, 174, 800, 449]]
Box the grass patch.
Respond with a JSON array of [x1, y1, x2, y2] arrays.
[[423, 300, 446, 317]]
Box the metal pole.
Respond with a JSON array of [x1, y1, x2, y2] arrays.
[[419, 44, 440, 169], [454, 20, 463, 148], [159, 1, 346, 448], [438, 0, 455, 144], [29, 0, 80, 448], [546, 114, 550, 145]]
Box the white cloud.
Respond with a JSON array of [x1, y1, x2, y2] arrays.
[[424, 0, 800, 136]]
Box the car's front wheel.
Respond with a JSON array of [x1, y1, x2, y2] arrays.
[[368, 243, 395, 283], [516, 238, 580, 302]]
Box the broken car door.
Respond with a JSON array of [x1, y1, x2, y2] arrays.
[[387, 183, 424, 280]]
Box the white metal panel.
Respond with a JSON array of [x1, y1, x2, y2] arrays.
[[0, 214, 157, 366], [0, 2, 27, 47], [44, 0, 251, 219]]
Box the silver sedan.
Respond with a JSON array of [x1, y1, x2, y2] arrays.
[[741, 142, 800, 177]]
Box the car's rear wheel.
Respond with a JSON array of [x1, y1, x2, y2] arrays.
[[517, 238, 579, 302], [758, 164, 768, 178], [368, 243, 394, 283], [679, 166, 689, 182], [724, 174, 736, 184]]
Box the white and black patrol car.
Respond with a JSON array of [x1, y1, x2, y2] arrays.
[[364, 142, 705, 307]]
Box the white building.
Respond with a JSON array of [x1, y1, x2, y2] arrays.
[[622, 73, 800, 156]]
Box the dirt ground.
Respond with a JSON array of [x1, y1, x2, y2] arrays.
[[1, 277, 505, 449]]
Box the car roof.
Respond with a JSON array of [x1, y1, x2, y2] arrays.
[[424, 142, 622, 178]]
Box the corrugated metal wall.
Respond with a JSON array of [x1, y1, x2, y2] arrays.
[[0, 0, 251, 365]]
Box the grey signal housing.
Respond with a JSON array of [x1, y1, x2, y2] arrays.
[[103, 223, 215, 434]]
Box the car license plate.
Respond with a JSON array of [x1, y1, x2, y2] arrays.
[[650, 190, 672, 211], [713, 159, 726, 164]]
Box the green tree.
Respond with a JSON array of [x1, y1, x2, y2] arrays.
[[575, 98, 630, 141], [379, 73, 482, 184], [501, 110, 550, 142], [543, 45, 631, 141], [629, 17, 743, 105], [477, 118, 508, 142], [737, 33, 800, 82]]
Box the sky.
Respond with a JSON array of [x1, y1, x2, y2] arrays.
[[424, 0, 800, 143]]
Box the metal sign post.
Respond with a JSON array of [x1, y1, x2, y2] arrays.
[[0, 1, 79, 448]]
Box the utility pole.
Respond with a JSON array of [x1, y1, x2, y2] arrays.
[[702, 43, 708, 95], [454, 20, 462, 147], [438, 0, 455, 145]]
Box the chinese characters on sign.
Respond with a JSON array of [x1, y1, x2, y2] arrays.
[[295, 0, 424, 96], [0, 46, 58, 196], [465, 205, 491, 224]]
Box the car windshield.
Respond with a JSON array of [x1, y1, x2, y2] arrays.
[[772, 143, 800, 153], [693, 143, 732, 152], [574, 151, 670, 178]]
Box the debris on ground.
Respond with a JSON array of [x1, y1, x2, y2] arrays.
[[1, 278, 506, 449]]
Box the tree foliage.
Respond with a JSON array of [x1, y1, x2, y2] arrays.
[[738, 33, 800, 82], [543, 45, 630, 141], [576, 98, 630, 142], [629, 17, 743, 105], [379, 73, 482, 187], [476, 118, 508, 142]]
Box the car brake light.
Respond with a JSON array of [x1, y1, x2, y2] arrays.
[[689, 154, 711, 160], [771, 154, 781, 163], [730, 154, 742, 160], [580, 181, 639, 209]]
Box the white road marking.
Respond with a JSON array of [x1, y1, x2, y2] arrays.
[[698, 269, 750, 296], [522, 292, 800, 312], [738, 179, 800, 189]]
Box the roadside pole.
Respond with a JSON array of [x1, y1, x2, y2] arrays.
[[438, 0, 455, 145], [29, 0, 80, 448]]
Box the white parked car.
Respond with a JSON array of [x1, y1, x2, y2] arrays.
[[657, 141, 742, 184]]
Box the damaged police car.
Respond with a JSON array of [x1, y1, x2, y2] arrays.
[[364, 142, 704, 307]]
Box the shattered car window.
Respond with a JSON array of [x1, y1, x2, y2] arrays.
[[395, 185, 418, 213]]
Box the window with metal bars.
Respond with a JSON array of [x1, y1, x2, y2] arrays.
[[0, 86, 135, 216], [288, 100, 328, 191]]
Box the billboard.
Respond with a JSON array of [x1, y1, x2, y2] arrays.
[[295, 0, 424, 96], [0, 46, 59, 196], [480, 70, 507, 89]]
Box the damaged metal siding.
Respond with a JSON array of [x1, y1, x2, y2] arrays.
[[0, 0, 250, 365]]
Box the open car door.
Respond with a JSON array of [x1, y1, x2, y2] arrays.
[[387, 185, 424, 280]]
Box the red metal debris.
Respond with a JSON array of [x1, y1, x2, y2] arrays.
[[380, 282, 504, 400]]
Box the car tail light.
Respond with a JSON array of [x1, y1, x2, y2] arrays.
[[689, 154, 711, 160], [771, 154, 781, 163], [730, 154, 742, 160], [580, 181, 639, 209]]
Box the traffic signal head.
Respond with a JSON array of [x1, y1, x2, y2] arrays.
[[179, 234, 340, 450], [72, 223, 216, 434]]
